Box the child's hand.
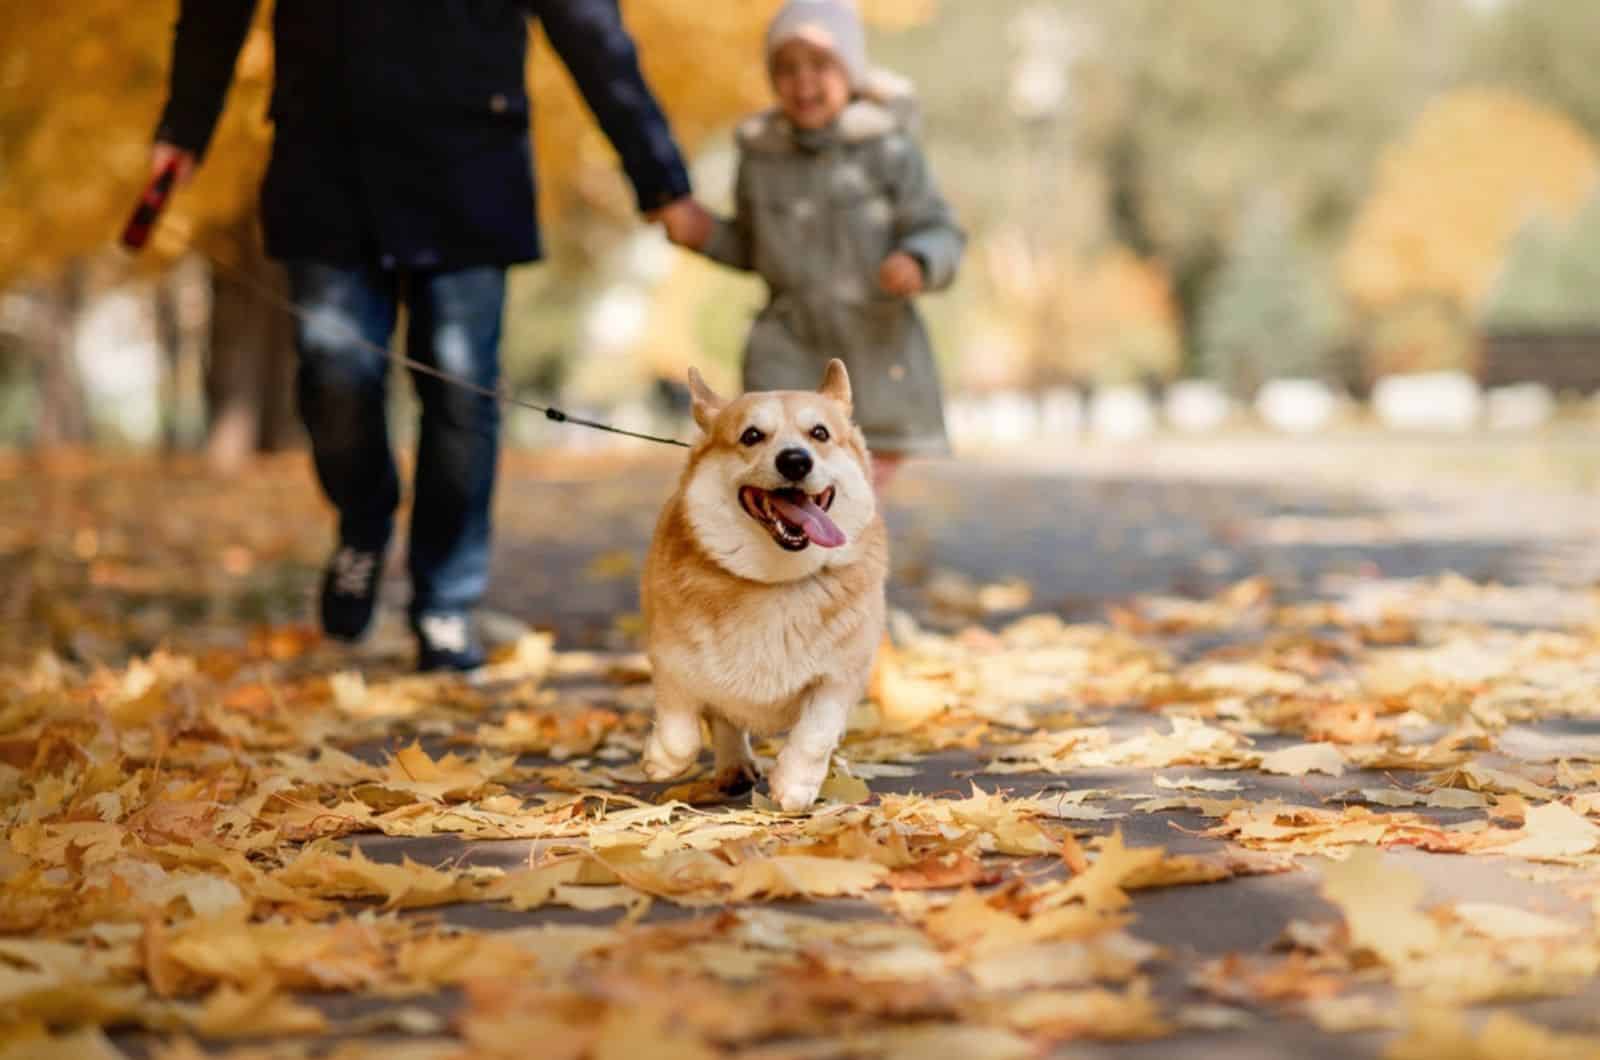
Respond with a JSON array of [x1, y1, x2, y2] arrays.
[[654, 197, 714, 250], [877, 251, 924, 297]]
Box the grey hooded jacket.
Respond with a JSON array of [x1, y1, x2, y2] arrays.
[[700, 79, 964, 455]]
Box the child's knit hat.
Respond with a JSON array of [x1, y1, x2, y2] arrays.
[[765, 0, 868, 90]]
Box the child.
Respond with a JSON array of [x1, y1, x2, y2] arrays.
[[663, 0, 964, 489]]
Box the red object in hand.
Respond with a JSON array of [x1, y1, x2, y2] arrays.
[[120, 160, 181, 251]]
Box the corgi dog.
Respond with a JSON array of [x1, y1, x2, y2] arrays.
[[640, 359, 888, 811]]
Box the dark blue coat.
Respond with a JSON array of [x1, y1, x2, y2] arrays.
[[156, 0, 691, 269]]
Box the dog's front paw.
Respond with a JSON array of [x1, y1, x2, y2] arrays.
[[767, 760, 825, 812], [642, 741, 697, 782]]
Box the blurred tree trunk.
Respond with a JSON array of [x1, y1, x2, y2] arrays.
[[204, 220, 299, 472], [32, 262, 89, 449], [257, 301, 300, 451], [154, 272, 184, 452], [156, 258, 214, 453]]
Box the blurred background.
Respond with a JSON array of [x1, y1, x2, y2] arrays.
[[7, 0, 1600, 467]]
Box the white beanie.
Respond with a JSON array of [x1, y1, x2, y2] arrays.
[[765, 0, 868, 90]]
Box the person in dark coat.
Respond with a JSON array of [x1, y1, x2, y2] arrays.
[[153, 0, 701, 671]]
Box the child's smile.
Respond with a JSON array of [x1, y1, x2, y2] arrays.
[[770, 37, 851, 131]]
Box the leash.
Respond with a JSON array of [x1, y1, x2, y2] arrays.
[[121, 162, 692, 449]]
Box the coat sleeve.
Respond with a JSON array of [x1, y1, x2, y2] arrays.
[[531, 0, 692, 213], [884, 134, 965, 292], [153, 0, 259, 159], [699, 154, 755, 271]]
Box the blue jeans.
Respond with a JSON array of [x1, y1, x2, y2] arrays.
[[286, 261, 505, 620]]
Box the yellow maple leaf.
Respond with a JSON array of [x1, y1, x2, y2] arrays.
[[965, 934, 1156, 993], [272, 844, 471, 910], [1259, 742, 1347, 777], [1496, 802, 1600, 860], [375, 742, 510, 803], [591, 1003, 720, 1060], [1319, 846, 1440, 966], [818, 769, 872, 805], [181, 980, 327, 1038], [393, 931, 539, 987], [992, 979, 1170, 1040], [922, 889, 1037, 954], [0, 1027, 125, 1060], [724, 855, 888, 900], [1052, 829, 1167, 912], [845, 1025, 1034, 1060], [1386, 1006, 1600, 1060], [1451, 901, 1578, 941]]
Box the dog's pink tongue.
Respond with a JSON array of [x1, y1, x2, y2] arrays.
[[771, 493, 846, 548]]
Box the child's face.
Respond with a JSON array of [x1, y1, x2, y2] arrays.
[[770, 38, 851, 131]]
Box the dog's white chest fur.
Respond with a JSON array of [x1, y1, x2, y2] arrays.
[[657, 577, 863, 732]]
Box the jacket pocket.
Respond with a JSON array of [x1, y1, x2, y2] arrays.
[[828, 182, 895, 295], [750, 188, 815, 290]]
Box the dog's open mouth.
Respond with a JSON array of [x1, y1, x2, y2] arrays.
[[739, 486, 844, 551]]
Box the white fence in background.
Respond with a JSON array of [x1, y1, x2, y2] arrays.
[[935, 375, 1580, 450], [1372, 372, 1481, 431], [1254, 379, 1340, 434]]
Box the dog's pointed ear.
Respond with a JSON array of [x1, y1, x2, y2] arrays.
[[687, 366, 724, 433], [818, 358, 852, 410]]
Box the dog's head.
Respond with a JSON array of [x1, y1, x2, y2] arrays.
[[680, 360, 876, 583]]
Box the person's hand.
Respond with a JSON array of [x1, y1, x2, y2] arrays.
[[877, 250, 925, 297], [653, 196, 714, 250], [150, 142, 197, 188]]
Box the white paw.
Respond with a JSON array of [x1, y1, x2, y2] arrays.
[[642, 741, 696, 781], [767, 761, 825, 812]]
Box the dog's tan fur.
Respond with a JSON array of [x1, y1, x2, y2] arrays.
[[641, 360, 888, 811]]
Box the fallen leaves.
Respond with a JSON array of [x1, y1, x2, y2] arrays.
[[1450, 902, 1578, 941], [272, 844, 477, 911], [1202, 802, 1468, 855], [1259, 741, 1348, 777], [1493, 801, 1600, 860], [10, 465, 1600, 1060], [724, 855, 890, 900], [1319, 846, 1442, 966], [181, 981, 328, 1038], [1386, 1007, 1600, 1060]]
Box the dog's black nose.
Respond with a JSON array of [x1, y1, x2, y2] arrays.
[[775, 447, 813, 482]]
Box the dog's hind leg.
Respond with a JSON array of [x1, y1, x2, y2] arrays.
[[768, 679, 855, 812], [711, 717, 758, 795], [642, 677, 703, 781]]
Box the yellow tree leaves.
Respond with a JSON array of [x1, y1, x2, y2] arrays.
[[531, 0, 943, 218], [1341, 88, 1600, 316], [6, 1, 933, 284], [973, 235, 1182, 389], [0, 1, 275, 282], [528, 5, 779, 219]]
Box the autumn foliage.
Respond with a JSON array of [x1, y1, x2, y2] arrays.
[[10, 454, 1600, 1052], [1341, 89, 1600, 315], [0, 1, 935, 287]]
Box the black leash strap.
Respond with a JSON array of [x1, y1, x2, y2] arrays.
[[120, 169, 692, 450]]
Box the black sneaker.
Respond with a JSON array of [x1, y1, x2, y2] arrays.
[[413, 611, 486, 672], [320, 544, 385, 641]]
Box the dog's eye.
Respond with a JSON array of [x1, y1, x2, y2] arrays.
[[739, 427, 765, 447], [810, 425, 830, 443]]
